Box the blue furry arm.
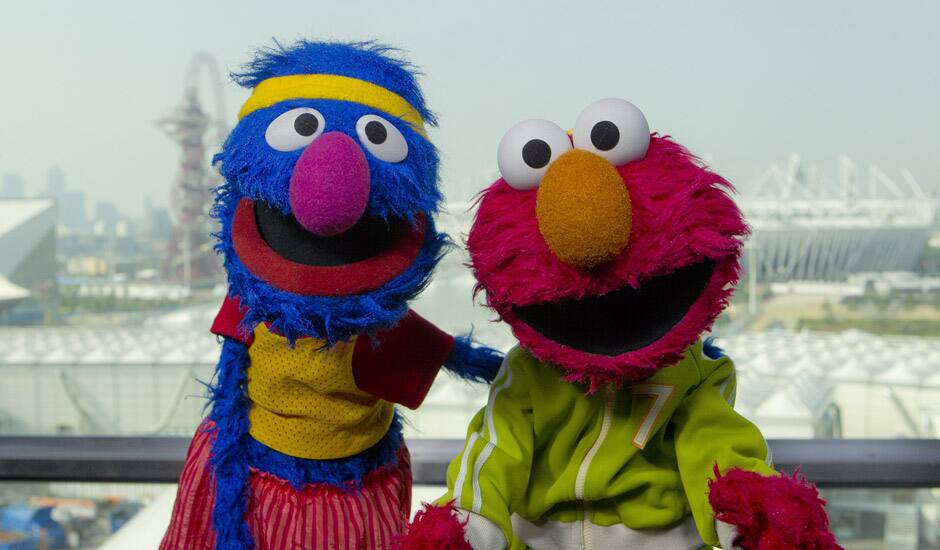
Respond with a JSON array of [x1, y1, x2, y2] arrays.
[[207, 337, 255, 550], [443, 335, 504, 383]]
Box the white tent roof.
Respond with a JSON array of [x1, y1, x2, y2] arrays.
[[1, 302, 938, 439], [716, 329, 940, 388], [0, 305, 221, 367], [0, 274, 29, 303]]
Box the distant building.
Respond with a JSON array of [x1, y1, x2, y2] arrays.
[[46, 166, 66, 196], [44, 166, 86, 231], [59, 190, 87, 230], [150, 208, 173, 241], [740, 156, 934, 283], [93, 201, 119, 236], [1, 173, 25, 199], [0, 199, 57, 305], [64, 256, 110, 277], [143, 199, 173, 241]]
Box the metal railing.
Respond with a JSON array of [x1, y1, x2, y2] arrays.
[[1, 437, 940, 488]]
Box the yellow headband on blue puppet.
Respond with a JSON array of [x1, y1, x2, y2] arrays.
[[238, 73, 427, 137]]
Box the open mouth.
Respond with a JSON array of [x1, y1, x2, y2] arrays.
[[231, 198, 426, 296], [254, 201, 404, 266], [512, 260, 715, 356]]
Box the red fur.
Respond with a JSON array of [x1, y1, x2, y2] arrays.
[[467, 136, 749, 388], [709, 467, 842, 550], [394, 502, 471, 550]]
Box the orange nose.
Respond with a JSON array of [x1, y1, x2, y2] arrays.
[[536, 149, 632, 268]]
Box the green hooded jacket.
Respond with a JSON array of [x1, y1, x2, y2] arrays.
[[439, 340, 775, 549]]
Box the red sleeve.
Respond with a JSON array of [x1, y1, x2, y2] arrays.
[[210, 294, 254, 346], [352, 310, 455, 409]]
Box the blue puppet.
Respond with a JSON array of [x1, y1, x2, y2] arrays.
[[161, 41, 502, 549]]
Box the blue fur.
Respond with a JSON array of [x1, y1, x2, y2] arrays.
[[246, 414, 404, 491], [211, 41, 446, 345], [231, 40, 436, 126], [206, 340, 407, 550], [207, 338, 253, 550], [445, 335, 504, 383], [703, 337, 726, 360], [215, 98, 441, 223], [204, 41, 464, 549], [214, 187, 449, 344]]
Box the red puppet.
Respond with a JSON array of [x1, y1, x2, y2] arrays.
[[401, 99, 840, 549]]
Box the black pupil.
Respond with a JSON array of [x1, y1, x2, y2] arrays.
[[294, 113, 319, 137], [590, 121, 620, 151], [364, 120, 388, 144], [521, 139, 552, 169]]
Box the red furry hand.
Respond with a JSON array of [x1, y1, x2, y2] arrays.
[[708, 467, 842, 550], [394, 502, 471, 550]]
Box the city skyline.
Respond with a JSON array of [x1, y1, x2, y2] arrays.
[[0, 165, 168, 233], [1, 1, 937, 217]]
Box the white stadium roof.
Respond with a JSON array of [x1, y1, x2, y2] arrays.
[[0, 198, 56, 298], [0, 199, 54, 237]]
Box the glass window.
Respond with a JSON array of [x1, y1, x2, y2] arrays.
[[1, 2, 937, 548]]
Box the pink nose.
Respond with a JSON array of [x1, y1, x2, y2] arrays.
[[289, 132, 371, 236]]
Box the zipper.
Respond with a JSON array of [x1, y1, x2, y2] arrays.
[[574, 386, 615, 549]]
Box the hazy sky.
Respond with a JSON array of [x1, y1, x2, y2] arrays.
[[0, 0, 937, 218]]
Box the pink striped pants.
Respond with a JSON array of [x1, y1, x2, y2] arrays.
[[161, 426, 412, 549]]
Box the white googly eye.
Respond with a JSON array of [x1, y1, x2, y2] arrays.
[[356, 114, 408, 163], [264, 108, 326, 152], [572, 98, 650, 166], [496, 119, 572, 190]]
